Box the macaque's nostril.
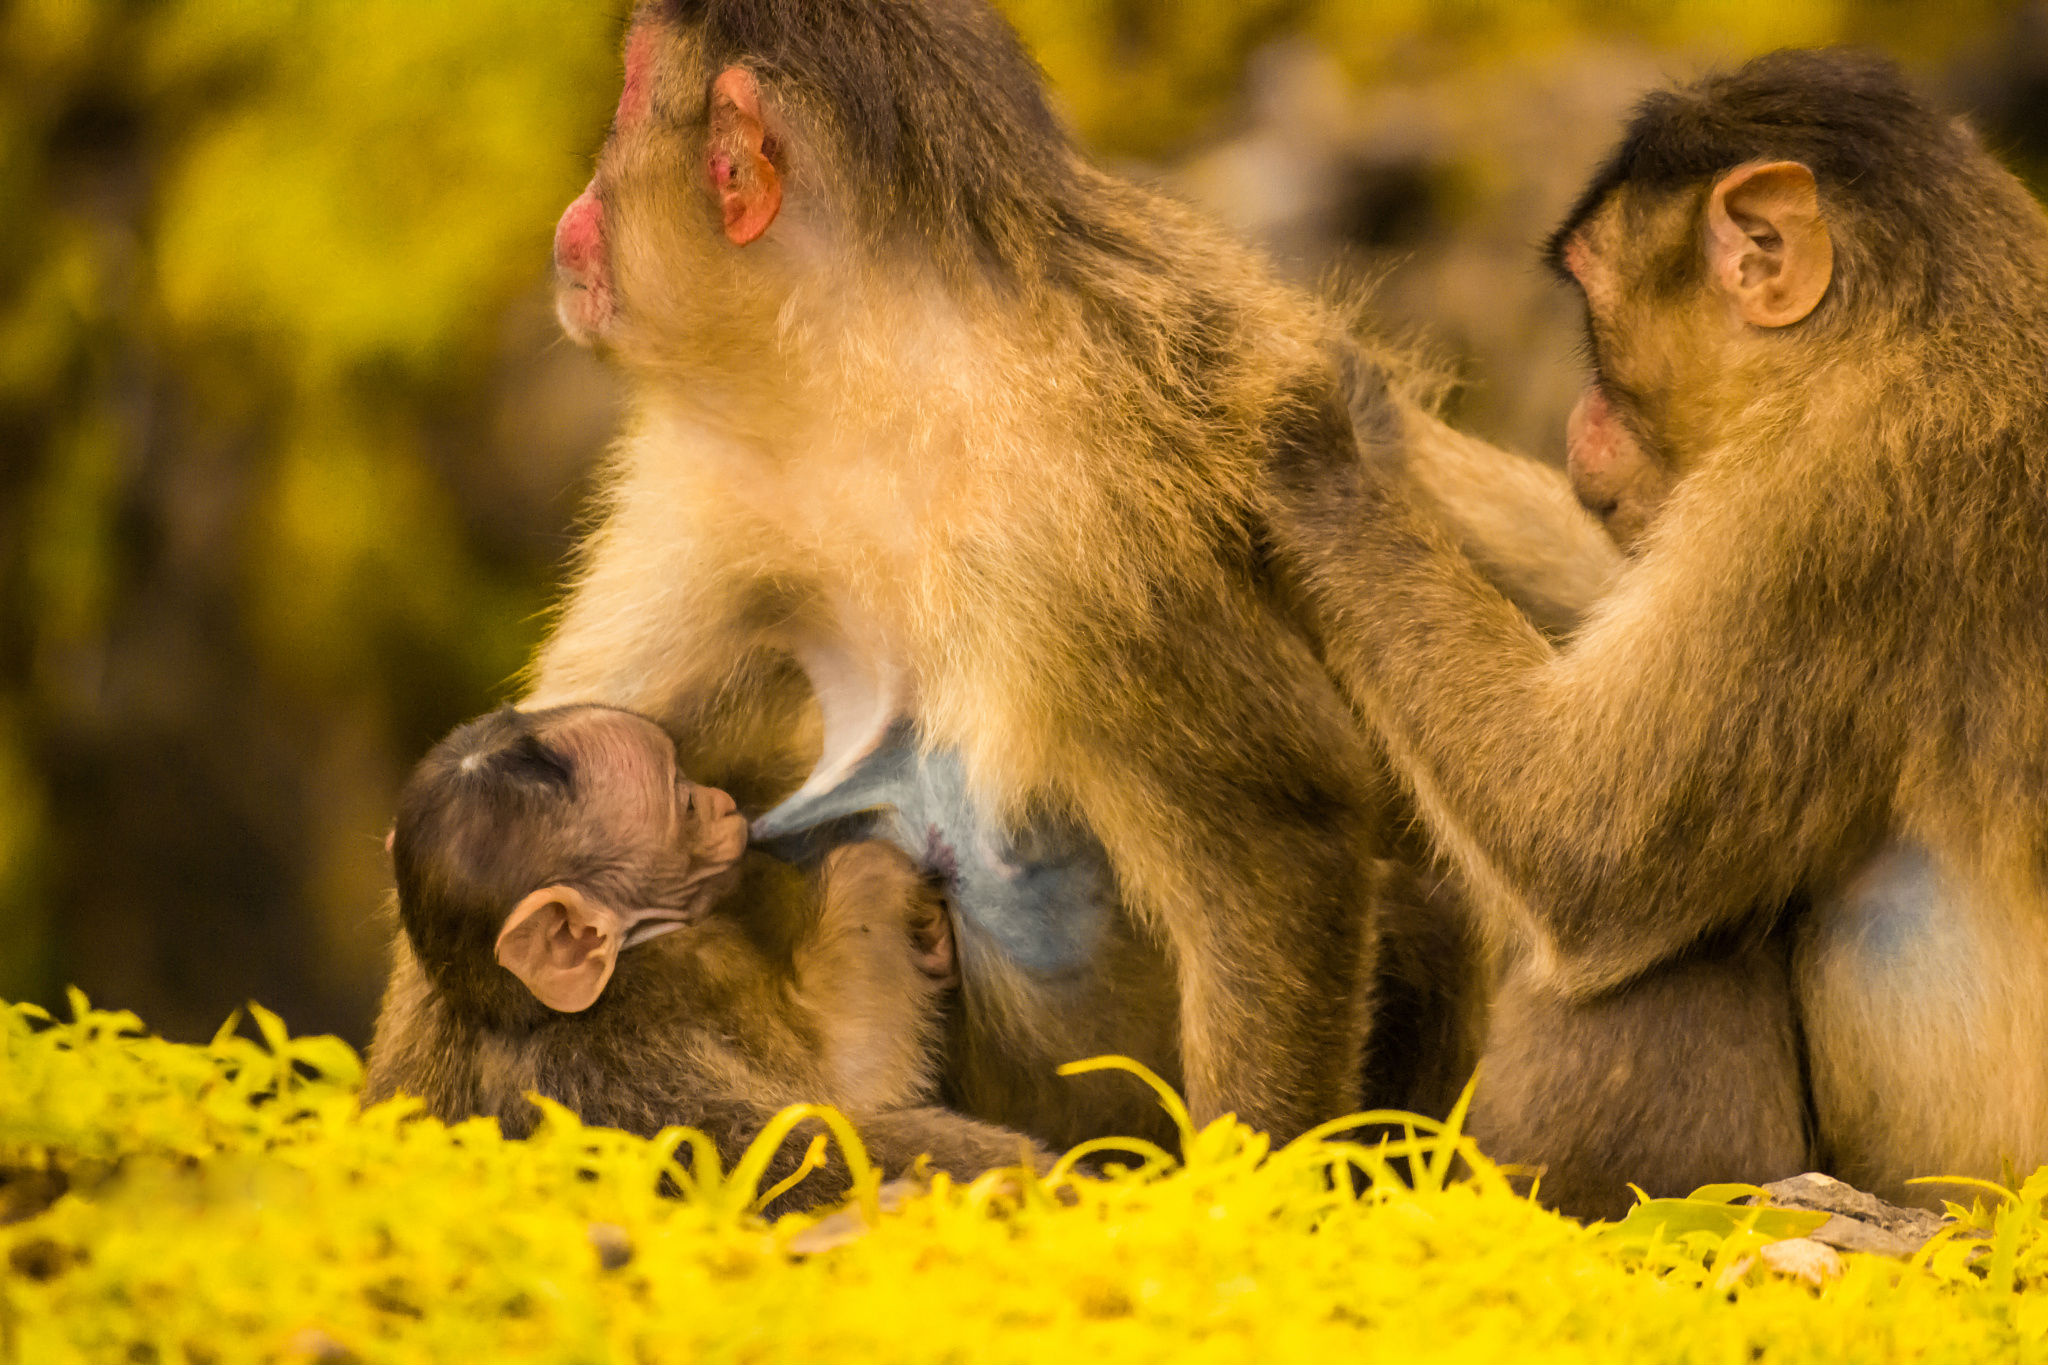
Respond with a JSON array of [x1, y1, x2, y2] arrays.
[[554, 187, 605, 279], [552, 185, 614, 341]]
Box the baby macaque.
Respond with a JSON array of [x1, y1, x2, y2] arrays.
[[363, 703, 1049, 1210]]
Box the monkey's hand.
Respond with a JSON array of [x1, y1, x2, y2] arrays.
[[902, 879, 957, 987], [818, 841, 958, 987], [1270, 345, 1410, 525]]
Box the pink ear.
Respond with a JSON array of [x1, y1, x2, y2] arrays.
[[494, 885, 623, 1013], [1704, 160, 1833, 328], [709, 67, 783, 246]]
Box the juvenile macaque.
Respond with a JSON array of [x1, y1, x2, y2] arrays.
[[361, 705, 1048, 1207], [499, 0, 1619, 1152], [1271, 49, 2048, 1212]]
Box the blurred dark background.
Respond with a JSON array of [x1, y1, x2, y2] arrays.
[[3, 0, 2042, 1046]]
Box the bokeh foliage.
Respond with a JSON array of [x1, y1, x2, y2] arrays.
[[0, 0, 625, 1034], [1006, 0, 2018, 158], [0, 0, 2034, 1040]]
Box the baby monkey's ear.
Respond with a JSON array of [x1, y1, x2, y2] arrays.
[[495, 885, 624, 1013]]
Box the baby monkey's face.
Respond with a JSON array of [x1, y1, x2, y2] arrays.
[[548, 708, 750, 889], [492, 707, 753, 1013]]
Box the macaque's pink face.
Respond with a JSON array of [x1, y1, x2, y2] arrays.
[[545, 709, 750, 894], [552, 27, 660, 344], [553, 15, 788, 366], [553, 184, 612, 343], [1557, 215, 1680, 555], [1564, 381, 1674, 555]]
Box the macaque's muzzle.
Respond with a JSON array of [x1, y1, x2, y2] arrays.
[[553, 183, 613, 344]]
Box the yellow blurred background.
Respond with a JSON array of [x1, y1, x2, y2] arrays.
[[3, 0, 2041, 1043]]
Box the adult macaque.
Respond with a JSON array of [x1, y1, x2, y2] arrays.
[[512, 0, 1619, 1147], [1271, 49, 2048, 1212], [361, 705, 1050, 1207]]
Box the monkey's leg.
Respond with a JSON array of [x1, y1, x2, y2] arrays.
[[851, 1107, 1056, 1184], [1467, 935, 1811, 1222], [1362, 852, 1485, 1119], [1076, 739, 1381, 1143]]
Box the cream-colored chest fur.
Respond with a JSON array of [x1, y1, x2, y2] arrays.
[[623, 371, 1094, 813]]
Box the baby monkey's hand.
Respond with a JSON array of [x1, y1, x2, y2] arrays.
[[818, 841, 958, 988]]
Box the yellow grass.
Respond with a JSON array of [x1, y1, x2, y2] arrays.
[[4, 994, 2045, 1364]]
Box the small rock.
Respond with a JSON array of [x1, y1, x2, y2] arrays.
[[587, 1222, 633, 1271], [874, 1177, 924, 1212], [787, 1206, 868, 1256], [1758, 1237, 1845, 1286], [1748, 1173, 1949, 1258], [785, 1178, 929, 1256]]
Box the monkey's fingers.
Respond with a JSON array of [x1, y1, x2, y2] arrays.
[[906, 886, 958, 987]]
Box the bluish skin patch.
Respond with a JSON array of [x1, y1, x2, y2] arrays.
[[1836, 844, 1942, 959], [1812, 841, 1980, 1006], [752, 719, 1115, 975]]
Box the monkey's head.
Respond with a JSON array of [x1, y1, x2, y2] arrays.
[[552, 1, 1072, 382], [391, 705, 750, 1029], [1545, 49, 2025, 553]]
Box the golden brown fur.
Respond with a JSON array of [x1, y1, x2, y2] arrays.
[[1271, 50, 2048, 1209], [513, 0, 1632, 1149], [361, 1, 1623, 1166]]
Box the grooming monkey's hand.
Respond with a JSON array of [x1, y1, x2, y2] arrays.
[[1269, 344, 1411, 524], [819, 841, 958, 987]]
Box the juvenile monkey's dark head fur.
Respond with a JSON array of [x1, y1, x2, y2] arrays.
[[1553, 49, 2048, 346]]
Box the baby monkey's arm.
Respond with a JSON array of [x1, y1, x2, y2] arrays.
[[798, 840, 957, 1114], [797, 841, 1055, 1180]]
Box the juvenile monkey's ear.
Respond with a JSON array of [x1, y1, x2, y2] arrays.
[[708, 67, 783, 246], [1705, 160, 1832, 328], [494, 885, 623, 1013]]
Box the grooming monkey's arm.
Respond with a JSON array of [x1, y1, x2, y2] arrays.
[[1273, 445, 1872, 997], [1399, 414, 1622, 637]]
